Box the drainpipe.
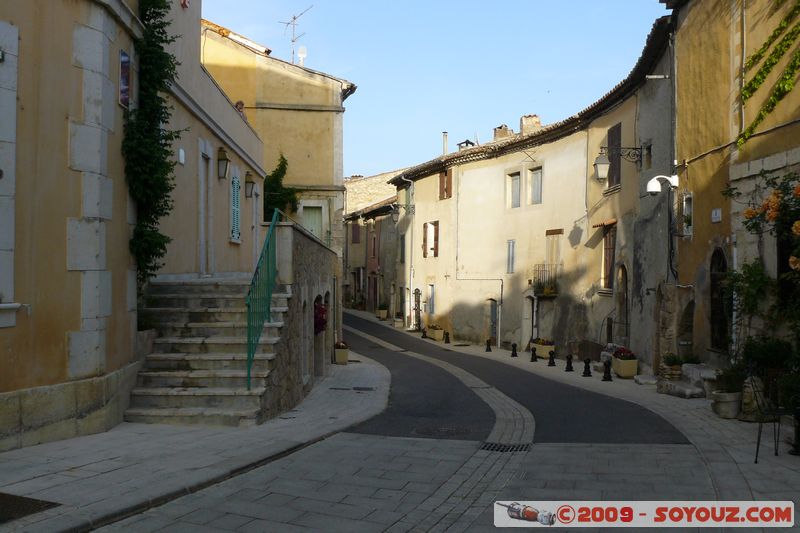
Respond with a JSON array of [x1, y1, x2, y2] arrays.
[[398, 175, 415, 327]]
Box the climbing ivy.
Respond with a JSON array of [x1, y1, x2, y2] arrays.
[[263, 154, 298, 220], [122, 0, 182, 286], [738, 0, 800, 146]]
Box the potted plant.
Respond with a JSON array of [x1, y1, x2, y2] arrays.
[[530, 337, 555, 357], [427, 324, 444, 341], [611, 347, 638, 378], [660, 353, 683, 381], [711, 364, 746, 419], [334, 340, 349, 365], [376, 303, 388, 320]]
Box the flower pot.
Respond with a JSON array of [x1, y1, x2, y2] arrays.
[[711, 390, 742, 419], [428, 329, 444, 341], [530, 343, 554, 358], [393, 318, 404, 328], [334, 348, 349, 365], [612, 357, 638, 378], [376, 310, 388, 320], [659, 363, 682, 381]]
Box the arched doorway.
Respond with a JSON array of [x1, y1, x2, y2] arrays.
[[710, 248, 729, 352], [616, 264, 629, 345]]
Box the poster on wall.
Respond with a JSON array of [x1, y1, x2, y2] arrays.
[[119, 50, 130, 108]]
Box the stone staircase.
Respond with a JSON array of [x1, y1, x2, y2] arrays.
[[125, 279, 290, 427]]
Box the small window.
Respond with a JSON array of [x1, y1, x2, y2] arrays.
[[230, 175, 241, 242], [439, 169, 453, 200], [530, 168, 543, 205], [352, 223, 361, 244], [508, 172, 521, 208], [423, 221, 439, 258], [602, 225, 617, 289], [643, 143, 653, 170], [371, 230, 377, 258], [428, 284, 435, 315], [682, 193, 693, 236], [507, 240, 515, 273]]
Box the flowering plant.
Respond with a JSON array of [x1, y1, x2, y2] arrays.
[[334, 341, 348, 349], [531, 337, 554, 345], [613, 347, 636, 360]]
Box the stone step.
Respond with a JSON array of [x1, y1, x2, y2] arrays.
[[140, 306, 288, 325], [129, 387, 266, 410], [152, 336, 279, 354], [154, 321, 283, 338], [144, 293, 290, 310], [137, 369, 270, 389], [124, 407, 261, 427], [147, 279, 251, 296], [144, 353, 275, 372]]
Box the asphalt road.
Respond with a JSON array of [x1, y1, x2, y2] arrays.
[[345, 332, 494, 441], [344, 313, 689, 445]]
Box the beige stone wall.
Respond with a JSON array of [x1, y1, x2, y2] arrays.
[[345, 171, 404, 214]]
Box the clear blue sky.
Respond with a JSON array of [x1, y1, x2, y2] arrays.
[[201, 1, 670, 177]]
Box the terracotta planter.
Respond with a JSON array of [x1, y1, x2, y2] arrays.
[[428, 329, 444, 341], [376, 310, 388, 320], [711, 391, 742, 419], [334, 348, 349, 365], [612, 357, 638, 378]]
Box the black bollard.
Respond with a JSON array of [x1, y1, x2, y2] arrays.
[[602, 359, 613, 381], [444, 331, 450, 344], [530, 347, 538, 362], [485, 339, 492, 352], [790, 405, 800, 456], [548, 350, 556, 367], [511, 343, 518, 358], [565, 353, 574, 372], [421, 328, 427, 339], [582, 358, 592, 377]]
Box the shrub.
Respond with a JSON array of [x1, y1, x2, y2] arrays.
[[716, 364, 746, 393], [613, 347, 636, 360]]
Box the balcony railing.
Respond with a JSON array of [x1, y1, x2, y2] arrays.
[[532, 264, 558, 297]]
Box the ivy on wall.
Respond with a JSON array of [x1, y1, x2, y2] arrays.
[[122, 0, 182, 286], [263, 155, 298, 220], [737, 0, 800, 146]]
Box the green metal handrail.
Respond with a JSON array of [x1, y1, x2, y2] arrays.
[[246, 209, 280, 390]]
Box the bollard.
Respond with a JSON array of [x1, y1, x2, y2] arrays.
[[486, 339, 492, 352], [421, 328, 427, 339], [565, 353, 574, 372], [602, 359, 613, 381], [582, 358, 592, 377], [511, 343, 518, 358], [790, 405, 800, 456], [548, 350, 556, 367], [444, 331, 450, 344], [530, 347, 538, 362]]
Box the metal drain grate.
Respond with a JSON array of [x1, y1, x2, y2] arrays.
[[0, 492, 59, 524], [480, 442, 531, 453]]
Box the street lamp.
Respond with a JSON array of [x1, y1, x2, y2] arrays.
[[217, 147, 230, 179], [390, 203, 415, 223], [593, 145, 642, 181], [244, 171, 256, 198]]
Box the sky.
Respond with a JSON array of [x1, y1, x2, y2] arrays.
[[200, 1, 671, 178]]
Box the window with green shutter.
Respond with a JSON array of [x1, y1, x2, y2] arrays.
[[231, 174, 241, 242]]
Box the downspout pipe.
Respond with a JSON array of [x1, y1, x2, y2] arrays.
[[398, 175, 415, 327]]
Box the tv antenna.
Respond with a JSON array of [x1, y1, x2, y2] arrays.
[[279, 5, 313, 64]]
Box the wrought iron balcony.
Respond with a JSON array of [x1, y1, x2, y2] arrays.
[[532, 264, 558, 297]]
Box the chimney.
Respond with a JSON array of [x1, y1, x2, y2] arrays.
[[493, 124, 513, 141], [442, 131, 448, 156], [520, 114, 542, 135]]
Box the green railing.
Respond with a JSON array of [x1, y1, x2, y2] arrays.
[[246, 209, 280, 390]]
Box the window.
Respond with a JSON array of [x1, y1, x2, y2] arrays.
[[352, 223, 360, 244], [643, 143, 653, 170], [508, 172, 521, 208], [529, 167, 543, 204], [428, 284, 435, 315], [682, 193, 693, 236], [230, 174, 241, 242], [545, 229, 562, 265], [506, 240, 515, 274], [399, 234, 405, 264], [423, 221, 439, 258], [602, 225, 616, 289], [371, 230, 377, 258], [607, 123, 622, 188], [439, 169, 453, 200], [302, 205, 323, 239]]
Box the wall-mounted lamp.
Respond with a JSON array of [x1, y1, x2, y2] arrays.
[[217, 147, 230, 179], [390, 203, 415, 223], [244, 171, 256, 198], [646, 174, 679, 195], [593, 145, 642, 181]]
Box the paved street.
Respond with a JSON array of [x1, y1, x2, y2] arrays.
[[2, 310, 799, 532]]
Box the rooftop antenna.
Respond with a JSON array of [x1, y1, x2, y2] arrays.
[[279, 5, 313, 64]]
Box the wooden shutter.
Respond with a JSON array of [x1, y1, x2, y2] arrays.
[[433, 221, 439, 257], [603, 225, 616, 288], [608, 123, 621, 187], [439, 172, 445, 200], [446, 169, 453, 199], [422, 222, 428, 258]]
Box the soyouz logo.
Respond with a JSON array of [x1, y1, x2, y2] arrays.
[[494, 501, 795, 528]]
